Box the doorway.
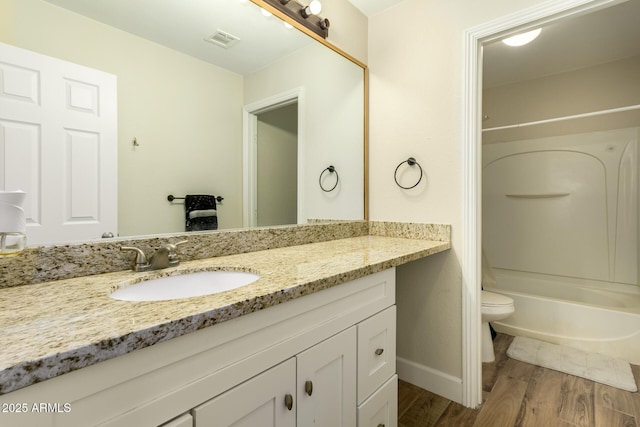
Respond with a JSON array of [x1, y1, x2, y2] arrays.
[[462, 0, 632, 408], [243, 87, 304, 228], [255, 103, 298, 227]]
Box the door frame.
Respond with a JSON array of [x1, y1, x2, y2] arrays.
[[461, 0, 626, 408], [242, 87, 305, 227]]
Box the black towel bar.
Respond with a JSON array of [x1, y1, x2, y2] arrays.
[[168, 194, 224, 203]]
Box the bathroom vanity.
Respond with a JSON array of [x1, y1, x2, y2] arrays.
[[0, 223, 450, 426]]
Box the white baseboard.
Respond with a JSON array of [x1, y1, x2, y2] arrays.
[[397, 356, 463, 404]]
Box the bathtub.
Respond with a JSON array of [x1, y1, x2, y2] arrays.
[[486, 269, 640, 365]]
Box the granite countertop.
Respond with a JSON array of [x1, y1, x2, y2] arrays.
[[0, 234, 449, 395]]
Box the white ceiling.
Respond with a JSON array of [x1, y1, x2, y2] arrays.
[[483, 0, 640, 88], [347, 0, 406, 16], [44, 0, 640, 86], [44, 0, 313, 75]]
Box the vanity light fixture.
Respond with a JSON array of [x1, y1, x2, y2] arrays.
[[502, 28, 542, 46], [301, 0, 322, 18], [262, 0, 330, 38]]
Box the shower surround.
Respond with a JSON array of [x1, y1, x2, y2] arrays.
[[482, 127, 640, 364]]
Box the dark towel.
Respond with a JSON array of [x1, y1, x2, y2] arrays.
[[185, 195, 218, 231]]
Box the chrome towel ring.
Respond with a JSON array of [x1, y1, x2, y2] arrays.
[[319, 165, 339, 192], [394, 157, 423, 189]]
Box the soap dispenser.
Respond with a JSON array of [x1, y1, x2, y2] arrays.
[[0, 190, 27, 256]]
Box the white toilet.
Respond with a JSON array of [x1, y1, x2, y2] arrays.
[[481, 290, 514, 362]]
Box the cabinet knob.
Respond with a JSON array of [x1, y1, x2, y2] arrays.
[[284, 394, 293, 411], [375, 348, 384, 356], [305, 380, 313, 396]]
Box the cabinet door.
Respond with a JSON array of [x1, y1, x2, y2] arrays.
[[357, 306, 396, 403], [159, 413, 193, 427], [357, 375, 398, 427], [297, 327, 357, 427], [192, 358, 296, 426]]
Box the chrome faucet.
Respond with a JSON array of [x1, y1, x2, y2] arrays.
[[121, 240, 188, 272]]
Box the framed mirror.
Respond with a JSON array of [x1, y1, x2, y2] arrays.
[[0, 0, 367, 246]]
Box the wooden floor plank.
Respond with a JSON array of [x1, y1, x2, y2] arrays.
[[632, 364, 640, 419], [500, 357, 536, 383], [398, 335, 640, 427], [433, 401, 478, 427], [557, 374, 595, 427], [473, 375, 528, 427], [516, 366, 565, 427], [595, 381, 638, 417], [482, 333, 514, 392], [398, 389, 451, 427], [399, 379, 425, 418], [594, 405, 637, 427]]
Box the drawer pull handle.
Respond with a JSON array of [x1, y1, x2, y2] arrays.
[[305, 380, 313, 396], [375, 348, 384, 356], [378, 424, 385, 427], [284, 394, 293, 410]]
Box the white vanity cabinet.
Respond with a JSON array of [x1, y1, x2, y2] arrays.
[[0, 268, 396, 427], [193, 327, 357, 426]]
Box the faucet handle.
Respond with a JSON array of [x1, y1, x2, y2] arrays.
[[165, 240, 188, 265], [120, 246, 150, 271]]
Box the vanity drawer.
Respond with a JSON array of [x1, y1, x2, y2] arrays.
[[357, 305, 396, 403], [357, 374, 398, 427]]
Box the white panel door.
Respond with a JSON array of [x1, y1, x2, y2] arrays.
[[0, 42, 117, 245], [297, 327, 357, 427]]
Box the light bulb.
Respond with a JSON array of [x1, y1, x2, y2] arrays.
[[308, 0, 322, 15], [302, 0, 322, 18]]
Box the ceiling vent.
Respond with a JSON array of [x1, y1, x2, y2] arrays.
[[205, 30, 241, 49]]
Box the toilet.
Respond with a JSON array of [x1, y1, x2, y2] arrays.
[[481, 290, 515, 362]]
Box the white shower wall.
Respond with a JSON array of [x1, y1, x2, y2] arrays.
[[483, 127, 639, 288]]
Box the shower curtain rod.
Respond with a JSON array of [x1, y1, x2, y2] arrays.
[[482, 104, 640, 132]]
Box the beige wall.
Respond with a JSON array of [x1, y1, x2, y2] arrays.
[[1, 0, 244, 236], [245, 42, 365, 222], [483, 55, 640, 143], [323, 0, 368, 63], [368, 0, 549, 391]]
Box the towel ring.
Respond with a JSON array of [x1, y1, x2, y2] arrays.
[[319, 166, 339, 192], [394, 157, 423, 189]]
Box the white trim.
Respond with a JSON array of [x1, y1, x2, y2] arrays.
[[462, 0, 626, 408], [397, 357, 462, 404], [242, 87, 306, 227], [242, 111, 258, 227]]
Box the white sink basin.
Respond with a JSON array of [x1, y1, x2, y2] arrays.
[[110, 270, 260, 302]]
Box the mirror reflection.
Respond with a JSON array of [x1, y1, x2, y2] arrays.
[[0, 0, 365, 246]]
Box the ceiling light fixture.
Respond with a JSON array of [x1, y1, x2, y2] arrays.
[[502, 28, 542, 46], [263, 0, 330, 38]]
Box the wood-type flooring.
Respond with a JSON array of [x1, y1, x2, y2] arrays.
[[398, 333, 640, 427]]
